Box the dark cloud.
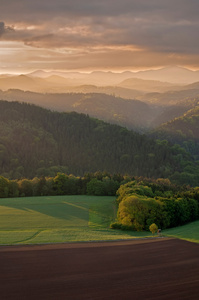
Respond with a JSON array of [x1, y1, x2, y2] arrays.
[[1, 1, 199, 53], [0, 22, 5, 36], [0, 21, 14, 36], [1, 0, 199, 21], [1, 0, 199, 71]]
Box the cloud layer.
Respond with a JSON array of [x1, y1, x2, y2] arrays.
[[1, 0, 199, 72]]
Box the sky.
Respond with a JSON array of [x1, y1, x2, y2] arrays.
[[0, 0, 199, 74]]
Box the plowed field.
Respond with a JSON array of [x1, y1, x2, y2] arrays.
[[1, 238, 199, 299]]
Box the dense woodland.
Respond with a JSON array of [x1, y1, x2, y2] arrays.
[[0, 172, 125, 198], [112, 179, 199, 231], [151, 106, 199, 159], [0, 100, 198, 185]]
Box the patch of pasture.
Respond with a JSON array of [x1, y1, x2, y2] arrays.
[[163, 220, 199, 244], [0, 195, 147, 244], [2, 195, 198, 245]]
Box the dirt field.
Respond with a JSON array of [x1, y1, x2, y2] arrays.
[[1, 238, 199, 300]]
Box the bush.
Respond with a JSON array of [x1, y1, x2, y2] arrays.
[[149, 223, 158, 235], [110, 222, 122, 229]]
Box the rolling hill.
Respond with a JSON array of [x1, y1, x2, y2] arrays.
[[0, 73, 176, 95], [0, 100, 195, 183], [138, 88, 199, 106], [28, 66, 199, 85], [150, 106, 199, 160], [117, 78, 175, 93], [0, 89, 161, 131], [152, 106, 199, 140]]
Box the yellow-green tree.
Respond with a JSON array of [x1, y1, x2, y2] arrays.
[[149, 223, 158, 236]]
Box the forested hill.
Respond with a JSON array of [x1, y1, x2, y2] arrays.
[[154, 106, 199, 140], [0, 100, 197, 185], [0, 89, 158, 131], [150, 106, 199, 160]]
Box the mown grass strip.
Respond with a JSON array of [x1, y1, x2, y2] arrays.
[[163, 220, 199, 244]]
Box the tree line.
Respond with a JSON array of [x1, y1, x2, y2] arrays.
[[112, 178, 199, 231], [0, 172, 131, 198], [1, 171, 199, 231]]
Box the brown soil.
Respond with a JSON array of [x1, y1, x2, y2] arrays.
[[1, 238, 199, 300]]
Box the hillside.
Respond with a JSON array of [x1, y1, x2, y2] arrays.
[[0, 90, 160, 131], [129, 66, 199, 84], [139, 89, 199, 106], [151, 106, 199, 159], [117, 78, 175, 93], [0, 100, 196, 184], [152, 106, 199, 140], [1, 88, 199, 133], [149, 97, 199, 127], [0, 75, 45, 92]]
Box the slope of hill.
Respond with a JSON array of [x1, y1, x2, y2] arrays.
[[138, 89, 199, 106], [182, 82, 199, 90], [0, 75, 42, 91], [117, 78, 175, 93], [130, 66, 199, 84], [0, 100, 195, 184], [149, 97, 199, 127], [152, 106, 199, 139], [150, 106, 199, 160], [0, 75, 77, 92], [1, 88, 199, 131], [0, 90, 160, 131]]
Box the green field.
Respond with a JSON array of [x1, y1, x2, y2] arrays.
[[0, 195, 198, 245], [163, 220, 199, 244], [0, 195, 151, 245]]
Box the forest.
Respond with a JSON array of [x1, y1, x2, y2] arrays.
[[151, 106, 199, 160], [0, 171, 124, 198], [0, 100, 198, 185], [112, 178, 199, 231]]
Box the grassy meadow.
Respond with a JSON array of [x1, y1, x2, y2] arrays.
[[0, 195, 198, 245], [163, 220, 199, 244], [0, 195, 151, 245]]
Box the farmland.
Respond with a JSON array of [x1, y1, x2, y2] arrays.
[[164, 220, 199, 244], [1, 195, 199, 299], [1, 195, 199, 245], [1, 239, 199, 300], [0, 195, 151, 245]]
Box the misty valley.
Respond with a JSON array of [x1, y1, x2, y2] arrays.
[[0, 67, 199, 237]]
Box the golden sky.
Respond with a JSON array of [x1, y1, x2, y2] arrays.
[[0, 0, 199, 73]]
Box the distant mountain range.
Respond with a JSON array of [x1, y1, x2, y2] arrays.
[[28, 66, 199, 84], [0, 67, 199, 104], [1, 66, 199, 87]]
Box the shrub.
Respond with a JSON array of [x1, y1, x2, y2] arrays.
[[149, 223, 158, 235]]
